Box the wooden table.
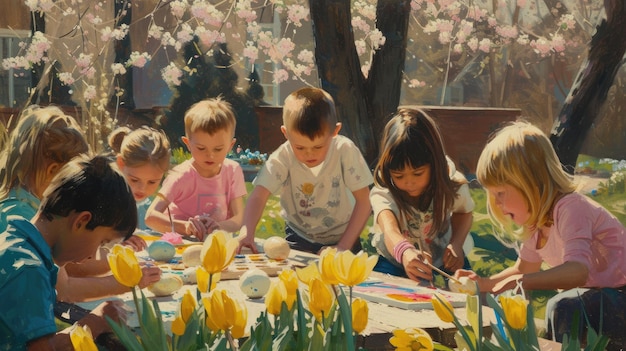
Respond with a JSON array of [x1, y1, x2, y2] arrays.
[[80, 245, 497, 350]]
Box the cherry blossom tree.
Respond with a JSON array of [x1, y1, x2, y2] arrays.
[[2, 0, 610, 164]]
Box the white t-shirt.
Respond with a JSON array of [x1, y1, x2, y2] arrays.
[[254, 135, 373, 245]]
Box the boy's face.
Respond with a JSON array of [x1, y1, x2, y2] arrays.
[[281, 123, 341, 168], [182, 128, 235, 177], [55, 224, 123, 266]]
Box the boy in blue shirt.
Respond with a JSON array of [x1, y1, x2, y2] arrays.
[[0, 154, 137, 350]]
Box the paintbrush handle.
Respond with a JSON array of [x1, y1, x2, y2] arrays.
[[426, 262, 462, 284]]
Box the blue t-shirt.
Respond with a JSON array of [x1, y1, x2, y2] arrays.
[[0, 216, 58, 350], [136, 197, 152, 230], [0, 187, 39, 220]]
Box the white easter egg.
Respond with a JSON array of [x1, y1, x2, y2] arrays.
[[148, 240, 176, 262], [182, 245, 203, 267], [148, 274, 183, 296], [181, 267, 197, 284], [239, 269, 271, 299], [448, 276, 478, 295], [263, 236, 290, 260]]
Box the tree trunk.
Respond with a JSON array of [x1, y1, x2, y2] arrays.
[[309, 0, 377, 165], [365, 0, 411, 157], [550, 0, 626, 172]]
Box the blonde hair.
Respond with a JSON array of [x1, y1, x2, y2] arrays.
[[184, 97, 236, 137], [0, 105, 90, 199], [476, 121, 576, 240], [282, 87, 337, 139], [108, 126, 171, 173]]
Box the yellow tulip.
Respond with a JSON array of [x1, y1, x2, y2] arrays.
[[499, 295, 528, 330], [278, 269, 298, 308], [172, 290, 197, 336], [202, 289, 248, 338], [295, 262, 321, 285], [70, 325, 98, 351], [318, 247, 341, 285], [335, 250, 378, 286], [265, 280, 288, 315], [431, 293, 455, 323], [107, 244, 142, 288], [351, 297, 369, 334], [196, 267, 220, 293], [200, 230, 238, 274], [389, 327, 434, 351], [308, 277, 334, 321], [319, 248, 378, 287]]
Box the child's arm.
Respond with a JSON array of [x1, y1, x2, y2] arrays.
[[378, 209, 433, 282], [457, 258, 543, 293], [56, 265, 162, 303], [212, 195, 245, 233], [145, 195, 207, 238], [443, 211, 473, 272], [336, 186, 371, 252], [237, 186, 271, 253], [29, 300, 129, 351]]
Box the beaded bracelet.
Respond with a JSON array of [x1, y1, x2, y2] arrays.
[[393, 239, 415, 263]]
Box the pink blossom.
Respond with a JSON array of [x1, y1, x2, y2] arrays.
[[83, 85, 96, 102], [235, 0, 257, 23], [467, 37, 479, 52], [531, 37, 552, 57], [408, 79, 426, 88], [100, 27, 112, 42], [478, 38, 492, 53], [148, 24, 164, 40], [81, 67, 96, 79], [287, 5, 309, 27], [169, 0, 188, 19], [369, 29, 386, 50], [196, 28, 225, 47], [243, 45, 259, 63], [275, 37, 295, 58], [496, 25, 518, 40], [517, 0, 526, 7], [176, 24, 194, 44], [111, 63, 127, 76], [273, 69, 289, 84], [354, 1, 376, 20], [297, 49, 314, 64], [191, 2, 224, 27], [161, 63, 183, 86], [551, 34, 566, 53], [355, 39, 367, 56], [351, 16, 371, 34], [58, 72, 75, 85], [127, 52, 151, 68], [558, 14, 577, 31]]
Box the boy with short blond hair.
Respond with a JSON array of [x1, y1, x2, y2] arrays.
[[238, 87, 373, 254], [146, 98, 247, 240]]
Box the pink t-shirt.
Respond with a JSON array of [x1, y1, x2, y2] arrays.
[[520, 192, 626, 288], [158, 159, 247, 222]]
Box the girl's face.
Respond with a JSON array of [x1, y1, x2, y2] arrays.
[[119, 161, 165, 202], [390, 164, 431, 197], [486, 184, 530, 226], [183, 129, 235, 178]]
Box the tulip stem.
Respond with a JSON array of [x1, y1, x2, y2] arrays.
[[225, 330, 238, 351]]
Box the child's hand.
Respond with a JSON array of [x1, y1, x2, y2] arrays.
[[402, 249, 433, 282], [137, 264, 162, 289], [443, 244, 465, 272], [186, 217, 208, 241], [123, 235, 147, 251], [83, 300, 129, 336], [198, 214, 219, 234], [237, 230, 259, 254], [455, 269, 490, 292]]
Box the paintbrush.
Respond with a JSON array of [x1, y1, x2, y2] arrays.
[[415, 236, 462, 285]]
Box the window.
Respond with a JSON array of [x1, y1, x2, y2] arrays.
[[0, 29, 32, 108]]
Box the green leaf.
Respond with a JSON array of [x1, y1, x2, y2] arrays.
[[105, 316, 144, 351], [335, 287, 355, 351]]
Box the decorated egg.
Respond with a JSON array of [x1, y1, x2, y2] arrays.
[[181, 267, 197, 284], [148, 274, 183, 296], [182, 244, 203, 267], [448, 276, 479, 295], [263, 236, 290, 260], [239, 269, 271, 299], [148, 240, 176, 262]]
